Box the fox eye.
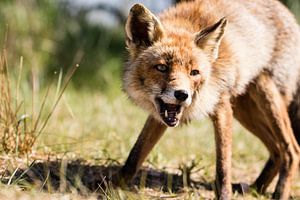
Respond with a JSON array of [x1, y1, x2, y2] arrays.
[[190, 69, 200, 76], [155, 64, 168, 73]]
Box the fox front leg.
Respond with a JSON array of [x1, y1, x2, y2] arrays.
[[115, 116, 167, 186], [211, 93, 233, 200]]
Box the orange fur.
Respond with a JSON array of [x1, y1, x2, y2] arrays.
[[118, 1, 300, 199]]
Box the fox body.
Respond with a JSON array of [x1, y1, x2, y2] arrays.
[[118, 0, 300, 199]]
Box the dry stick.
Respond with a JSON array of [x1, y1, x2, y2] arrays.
[[2, 50, 13, 119], [1, 25, 9, 119], [35, 64, 79, 139], [63, 96, 75, 119], [31, 68, 37, 130], [7, 166, 20, 185], [0, 54, 5, 113], [54, 68, 63, 106], [15, 101, 24, 116], [16, 56, 23, 111], [32, 81, 51, 133], [39, 170, 50, 192], [59, 159, 67, 193], [0, 51, 19, 153], [33, 64, 65, 133], [3, 49, 11, 106], [11, 160, 36, 185], [0, 60, 7, 128], [15, 56, 23, 155]]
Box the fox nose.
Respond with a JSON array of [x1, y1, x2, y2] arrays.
[[174, 90, 189, 101]]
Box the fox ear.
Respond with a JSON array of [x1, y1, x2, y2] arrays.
[[195, 18, 227, 60], [125, 4, 164, 55]]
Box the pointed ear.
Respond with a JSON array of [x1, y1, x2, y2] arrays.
[[125, 4, 164, 55], [195, 18, 227, 60]]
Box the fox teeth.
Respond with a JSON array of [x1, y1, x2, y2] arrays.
[[164, 110, 168, 118]]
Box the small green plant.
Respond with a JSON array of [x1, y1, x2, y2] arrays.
[[0, 49, 77, 155]]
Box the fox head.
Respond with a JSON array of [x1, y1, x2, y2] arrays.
[[123, 4, 227, 127]]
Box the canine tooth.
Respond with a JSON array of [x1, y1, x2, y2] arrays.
[[164, 110, 168, 118]]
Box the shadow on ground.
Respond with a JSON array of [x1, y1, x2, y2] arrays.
[[2, 159, 213, 195]]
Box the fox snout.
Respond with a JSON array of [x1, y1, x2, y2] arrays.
[[174, 90, 189, 101], [159, 88, 192, 106]]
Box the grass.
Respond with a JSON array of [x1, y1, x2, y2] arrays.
[[1, 78, 299, 199], [0, 50, 77, 155]]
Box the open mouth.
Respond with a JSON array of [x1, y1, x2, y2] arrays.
[[156, 98, 182, 127]]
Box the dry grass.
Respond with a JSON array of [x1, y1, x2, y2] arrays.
[[0, 51, 35, 154], [0, 89, 299, 199], [0, 50, 77, 155]]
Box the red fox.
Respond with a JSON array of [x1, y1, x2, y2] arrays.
[[116, 0, 300, 199]]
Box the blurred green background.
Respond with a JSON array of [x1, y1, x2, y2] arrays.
[[1, 0, 299, 95]]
